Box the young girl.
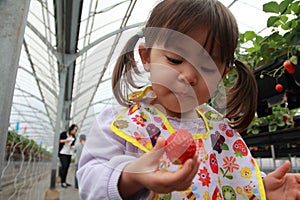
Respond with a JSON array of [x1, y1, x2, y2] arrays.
[[77, 0, 300, 199]]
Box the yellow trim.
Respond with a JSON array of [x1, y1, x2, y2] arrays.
[[155, 108, 175, 133], [128, 86, 210, 139], [253, 158, 266, 200], [194, 109, 210, 139], [155, 106, 210, 139], [110, 109, 150, 153], [128, 86, 153, 101], [113, 86, 211, 152], [110, 105, 210, 153]]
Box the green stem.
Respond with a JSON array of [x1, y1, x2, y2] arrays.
[[223, 168, 229, 177]]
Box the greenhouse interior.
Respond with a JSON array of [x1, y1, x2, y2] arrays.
[[0, 0, 300, 199]]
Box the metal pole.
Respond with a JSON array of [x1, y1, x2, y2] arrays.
[[49, 69, 67, 189], [259, 157, 262, 169], [271, 144, 276, 169], [0, 0, 30, 191]]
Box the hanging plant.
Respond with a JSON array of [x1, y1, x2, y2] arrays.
[[238, 0, 300, 69], [246, 104, 295, 134], [236, 0, 300, 135]]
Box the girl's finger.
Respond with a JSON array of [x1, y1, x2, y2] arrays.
[[174, 158, 198, 187], [270, 161, 290, 179], [147, 137, 166, 162]]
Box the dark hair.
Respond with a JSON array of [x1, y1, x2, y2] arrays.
[[112, 0, 257, 132], [68, 124, 78, 132], [79, 134, 86, 141]]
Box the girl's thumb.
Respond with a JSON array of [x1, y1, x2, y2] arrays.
[[272, 160, 290, 179], [152, 136, 166, 151], [147, 136, 165, 161]]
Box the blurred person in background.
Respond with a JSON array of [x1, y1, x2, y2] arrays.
[[58, 124, 77, 188]]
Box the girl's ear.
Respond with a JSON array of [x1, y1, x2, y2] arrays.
[[138, 43, 150, 71]]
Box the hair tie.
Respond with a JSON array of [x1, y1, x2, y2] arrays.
[[137, 29, 144, 38]]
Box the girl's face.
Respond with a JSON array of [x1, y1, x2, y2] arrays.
[[70, 127, 78, 135], [139, 29, 226, 118]]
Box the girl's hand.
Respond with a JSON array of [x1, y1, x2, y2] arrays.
[[264, 161, 300, 200], [60, 139, 71, 143], [118, 137, 199, 198], [65, 139, 72, 143]]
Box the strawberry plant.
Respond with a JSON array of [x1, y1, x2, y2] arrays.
[[238, 0, 300, 69], [236, 0, 300, 135]]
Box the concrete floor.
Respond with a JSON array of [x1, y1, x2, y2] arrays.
[[0, 164, 81, 200]]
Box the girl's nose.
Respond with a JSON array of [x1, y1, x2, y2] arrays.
[[178, 66, 198, 86]]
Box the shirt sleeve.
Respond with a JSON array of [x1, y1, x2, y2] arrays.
[[59, 132, 67, 140], [77, 105, 145, 200], [260, 171, 267, 178]]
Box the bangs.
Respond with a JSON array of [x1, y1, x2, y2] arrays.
[[145, 0, 239, 64]]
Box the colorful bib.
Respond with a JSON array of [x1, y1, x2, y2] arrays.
[[110, 88, 266, 200]]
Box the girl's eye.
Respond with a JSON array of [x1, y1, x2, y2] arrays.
[[167, 57, 183, 64], [200, 66, 216, 73]]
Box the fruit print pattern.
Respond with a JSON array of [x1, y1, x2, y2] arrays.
[[233, 139, 249, 157], [110, 88, 266, 199], [222, 185, 236, 200], [146, 123, 161, 146], [236, 182, 259, 200], [198, 167, 211, 187], [209, 153, 219, 174], [212, 187, 222, 200], [211, 131, 229, 154]]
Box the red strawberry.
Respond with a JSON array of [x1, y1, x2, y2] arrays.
[[209, 153, 219, 174], [165, 129, 196, 164], [283, 115, 289, 122], [283, 60, 296, 74], [233, 139, 248, 157], [219, 123, 227, 131], [275, 83, 283, 93], [225, 129, 234, 137]]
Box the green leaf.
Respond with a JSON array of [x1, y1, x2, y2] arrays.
[[234, 151, 243, 158], [244, 31, 257, 41], [220, 167, 224, 175], [225, 174, 234, 180], [252, 128, 260, 134], [266, 32, 284, 43], [277, 120, 285, 127], [290, 55, 298, 65], [279, 0, 293, 14], [281, 21, 293, 30], [290, 2, 300, 14], [267, 16, 281, 27], [291, 34, 300, 45], [246, 47, 257, 53], [269, 123, 277, 132], [263, 2, 280, 13], [280, 15, 288, 23], [222, 143, 229, 150]]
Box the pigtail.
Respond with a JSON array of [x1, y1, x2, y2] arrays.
[[112, 34, 143, 107], [225, 60, 258, 132]]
